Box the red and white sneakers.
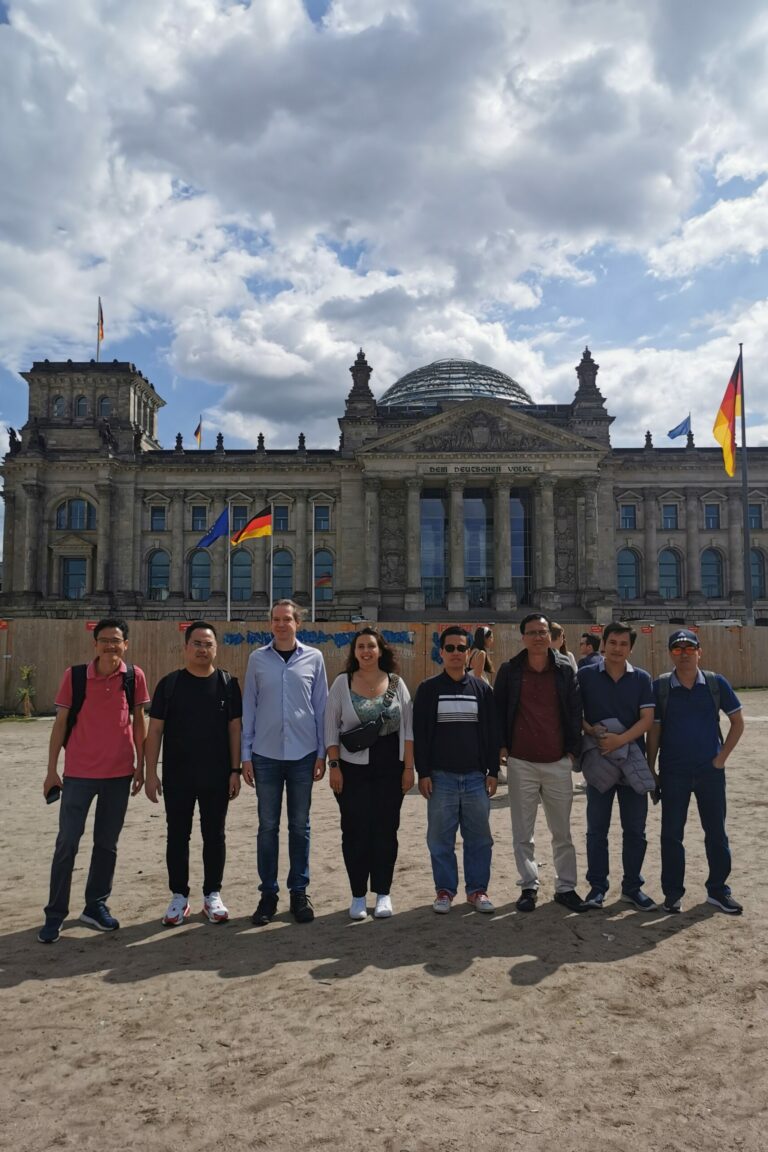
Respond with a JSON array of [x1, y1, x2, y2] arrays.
[[202, 891, 229, 923], [162, 894, 190, 926]]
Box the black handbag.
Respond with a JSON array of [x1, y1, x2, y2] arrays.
[[339, 675, 398, 754]]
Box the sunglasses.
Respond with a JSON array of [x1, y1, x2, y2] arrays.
[[443, 644, 469, 654], [670, 645, 699, 654]]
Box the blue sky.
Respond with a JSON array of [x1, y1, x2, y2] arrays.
[[2, 0, 768, 466]]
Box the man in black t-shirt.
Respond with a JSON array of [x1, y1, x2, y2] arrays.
[[413, 627, 499, 915], [145, 621, 243, 925]]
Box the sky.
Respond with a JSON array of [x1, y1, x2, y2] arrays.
[[2, 0, 768, 470]]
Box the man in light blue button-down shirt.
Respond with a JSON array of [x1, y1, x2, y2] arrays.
[[241, 600, 328, 926]]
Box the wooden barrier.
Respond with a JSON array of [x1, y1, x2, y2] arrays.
[[0, 618, 765, 714]]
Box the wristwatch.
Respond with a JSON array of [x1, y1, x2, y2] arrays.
[[328, 759, 340, 769]]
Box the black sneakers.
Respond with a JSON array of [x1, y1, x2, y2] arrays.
[[251, 893, 278, 926], [706, 892, 743, 915], [290, 891, 315, 923], [516, 889, 537, 912], [553, 890, 589, 913]]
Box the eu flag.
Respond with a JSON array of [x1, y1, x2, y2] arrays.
[[667, 415, 691, 440], [196, 507, 229, 548]]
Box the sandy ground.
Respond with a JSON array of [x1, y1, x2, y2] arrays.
[[1, 696, 767, 1152]]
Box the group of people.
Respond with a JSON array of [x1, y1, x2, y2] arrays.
[[38, 606, 745, 943]]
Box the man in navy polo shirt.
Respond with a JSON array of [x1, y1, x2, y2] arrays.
[[646, 630, 744, 915], [413, 626, 499, 915], [578, 622, 656, 910]]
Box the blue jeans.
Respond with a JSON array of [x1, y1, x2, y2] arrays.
[[426, 770, 493, 896], [253, 752, 315, 894], [586, 783, 648, 896], [661, 763, 731, 903], [45, 775, 132, 919]]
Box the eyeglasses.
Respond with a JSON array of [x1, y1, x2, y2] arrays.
[[523, 630, 550, 638], [670, 645, 698, 654], [443, 644, 468, 654]]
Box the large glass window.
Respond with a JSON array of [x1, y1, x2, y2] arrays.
[[274, 505, 289, 532], [52, 395, 65, 418], [150, 506, 167, 531], [659, 549, 682, 599], [701, 548, 723, 598], [314, 549, 333, 602], [464, 490, 494, 606], [61, 557, 87, 600], [420, 490, 448, 607], [189, 550, 211, 601], [191, 505, 207, 532], [147, 550, 170, 599], [662, 503, 679, 530], [56, 499, 96, 531], [510, 493, 532, 604], [752, 550, 766, 600], [617, 549, 640, 600], [314, 504, 330, 532], [98, 396, 111, 419], [272, 549, 293, 600], [748, 503, 763, 530], [704, 503, 721, 530], [231, 549, 252, 601], [232, 505, 249, 532], [620, 504, 637, 530]]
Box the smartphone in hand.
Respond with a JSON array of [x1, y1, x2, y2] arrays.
[[45, 785, 61, 804]]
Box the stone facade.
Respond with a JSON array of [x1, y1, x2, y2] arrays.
[[2, 350, 766, 624]]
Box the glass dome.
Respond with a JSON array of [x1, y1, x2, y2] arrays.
[[379, 358, 533, 408]]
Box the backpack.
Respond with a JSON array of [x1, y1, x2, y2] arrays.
[[63, 663, 136, 748], [656, 670, 723, 740]]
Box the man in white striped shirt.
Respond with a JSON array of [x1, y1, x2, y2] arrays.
[[413, 627, 500, 915]]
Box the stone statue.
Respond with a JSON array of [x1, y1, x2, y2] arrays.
[[8, 426, 20, 456]]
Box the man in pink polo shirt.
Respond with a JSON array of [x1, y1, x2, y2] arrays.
[[38, 618, 149, 943]]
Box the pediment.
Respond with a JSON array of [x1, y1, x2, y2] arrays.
[[49, 533, 95, 554], [185, 491, 212, 506], [360, 401, 603, 456], [144, 490, 170, 506]]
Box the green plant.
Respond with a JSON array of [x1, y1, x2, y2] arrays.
[[17, 664, 36, 718]]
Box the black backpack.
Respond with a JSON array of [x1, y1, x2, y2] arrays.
[[63, 663, 136, 747]]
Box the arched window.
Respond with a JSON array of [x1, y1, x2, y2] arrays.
[[52, 395, 65, 418], [272, 549, 293, 601], [55, 498, 96, 531], [659, 549, 682, 599], [617, 548, 640, 601], [189, 550, 211, 601], [751, 549, 766, 600], [701, 548, 723, 598], [314, 549, 333, 602], [147, 550, 170, 599], [75, 395, 87, 418], [231, 549, 252, 601], [98, 396, 111, 419]]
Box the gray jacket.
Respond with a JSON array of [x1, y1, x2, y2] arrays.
[[580, 717, 655, 794]]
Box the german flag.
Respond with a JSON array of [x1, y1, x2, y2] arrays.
[[97, 297, 104, 342], [193, 418, 202, 447], [231, 505, 272, 545], [713, 353, 742, 477], [315, 574, 332, 587]]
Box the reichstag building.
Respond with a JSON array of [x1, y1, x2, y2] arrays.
[[2, 348, 766, 623]]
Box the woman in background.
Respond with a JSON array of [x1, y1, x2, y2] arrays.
[[325, 629, 414, 920], [550, 622, 578, 673], [468, 626, 495, 684]]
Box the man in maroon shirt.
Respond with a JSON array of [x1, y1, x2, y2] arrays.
[[494, 614, 587, 913]]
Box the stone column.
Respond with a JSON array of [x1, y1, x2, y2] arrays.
[[493, 478, 514, 612], [643, 489, 661, 601], [133, 490, 143, 595], [362, 479, 381, 617], [170, 490, 184, 600], [95, 480, 113, 596], [447, 478, 468, 613], [294, 489, 309, 605], [2, 489, 15, 594], [22, 481, 44, 598], [580, 478, 600, 596], [727, 492, 744, 602], [404, 477, 425, 612], [685, 489, 703, 602], [532, 477, 559, 610]]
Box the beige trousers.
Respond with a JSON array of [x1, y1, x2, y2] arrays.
[[507, 756, 578, 893]]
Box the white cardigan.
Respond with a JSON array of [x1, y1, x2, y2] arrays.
[[325, 673, 413, 765]]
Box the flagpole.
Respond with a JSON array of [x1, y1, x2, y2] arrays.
[[311, 497, 316, 623], [269, 502, 274, 616], [199, 415, 202, 449], [738, 346, 754, 626], [96, 298, 102, 363], [226, 498, 232, 624]]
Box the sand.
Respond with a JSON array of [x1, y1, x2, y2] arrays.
[[1, 695, 767, 1152]]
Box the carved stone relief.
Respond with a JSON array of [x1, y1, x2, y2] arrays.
[[379, 487, 406, 589], [408, 412, 554, 454]]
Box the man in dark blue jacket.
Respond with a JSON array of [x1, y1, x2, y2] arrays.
[[413, 627, 499, 916]]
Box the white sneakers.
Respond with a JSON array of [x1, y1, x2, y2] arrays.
[[432, 890, 453, 914], [202, 891, 229, 923], [349, 896, 367, 920], [374, 894, 393, 918], [162, 894, 190, 926]]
